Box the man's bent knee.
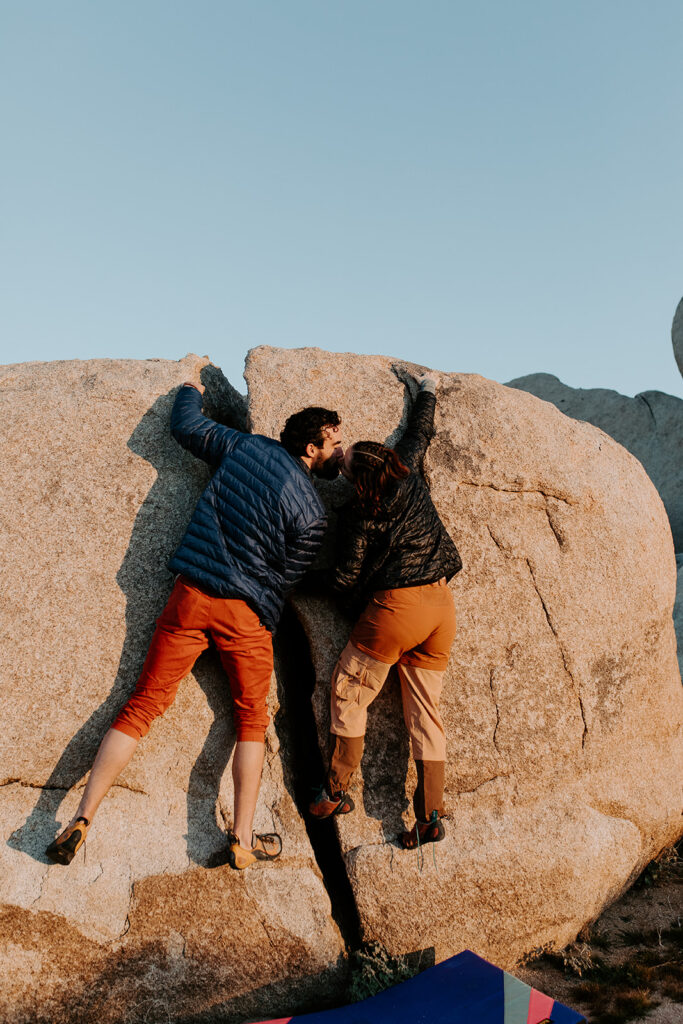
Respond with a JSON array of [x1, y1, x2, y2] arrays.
[[233, 705, 270, 742]]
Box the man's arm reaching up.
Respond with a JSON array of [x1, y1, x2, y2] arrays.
[[170, 384, 240, 468]]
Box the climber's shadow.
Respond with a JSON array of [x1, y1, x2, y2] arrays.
[[359, 671, 412, 839], [9, 368, 245, 865], [184, 646, 238, 866]]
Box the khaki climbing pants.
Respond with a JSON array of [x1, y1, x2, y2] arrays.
[[328, 580, 456, 819]]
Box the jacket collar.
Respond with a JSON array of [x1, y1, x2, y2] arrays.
[[297, 457, 313, 480]]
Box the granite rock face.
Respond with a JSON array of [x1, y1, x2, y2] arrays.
[[0, 357, 344, 1023], [506, 374, 683, 554], [3, 347, 682, 1019], [505, 372, 683, 681], [247, 346, 683, 971], [673, 296, 683, 380], [676, 555, 683, 679]]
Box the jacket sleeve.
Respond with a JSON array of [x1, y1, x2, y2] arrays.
[[282, 514, 327, 593], [393, 390, 436, 474], [170, 385, 240, 467], [332, 507, 370, 592]]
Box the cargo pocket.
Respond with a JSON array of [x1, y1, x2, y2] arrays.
[[330, 643, 390, 736], [337, 645, 389, 704], [332, 663, 365, 705]]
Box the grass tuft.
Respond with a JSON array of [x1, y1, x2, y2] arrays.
[[346, 941, 427, 1003]]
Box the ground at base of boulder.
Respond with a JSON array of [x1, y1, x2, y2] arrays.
[[517, 840, 683, 1024]]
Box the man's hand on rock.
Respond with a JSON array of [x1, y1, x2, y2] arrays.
[[183, 355, 211, 395]]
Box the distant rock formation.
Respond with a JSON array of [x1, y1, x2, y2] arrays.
[[506, 374, 683, 554], [673, 296, 683, 379], [247, 346, 682, 971], [506, 372, 682, 676], [0, 357, 344, 1024], [676, 555, 683, 680]]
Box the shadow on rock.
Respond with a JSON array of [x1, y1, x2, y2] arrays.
[[272, 603, 363, 949], [185, 647, 237, 867], [360, 668, 411, 840], [9, 371, 246, 865]]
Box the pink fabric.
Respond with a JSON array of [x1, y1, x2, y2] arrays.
[[527, 988, 555, 1023]]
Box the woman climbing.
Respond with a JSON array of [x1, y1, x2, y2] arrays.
[[309, 369, 462, 849]]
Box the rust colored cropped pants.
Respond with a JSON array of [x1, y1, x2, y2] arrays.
[[328, 579, 456, 820], [112, 577, 273, 742]]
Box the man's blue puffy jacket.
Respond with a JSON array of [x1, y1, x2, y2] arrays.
[[168, 385, 327, 632]]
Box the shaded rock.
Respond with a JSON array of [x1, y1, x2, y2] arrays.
[[673, 296, 683, 380], [506, 373, 683, 553], [0, 357, 344, 1022], [676, 554, 683, 679], [246, 345, 683, 971]]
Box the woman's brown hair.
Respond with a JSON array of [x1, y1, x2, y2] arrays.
[[350, 441, 410, 516]]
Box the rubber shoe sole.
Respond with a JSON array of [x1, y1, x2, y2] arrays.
[[309, 789, 355, 819], [400, 816, 445, 850], [46, 818, 89, 865], [226, 831, 282, 870]]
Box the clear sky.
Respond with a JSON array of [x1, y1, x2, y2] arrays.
[[2, 1, 682, 398]]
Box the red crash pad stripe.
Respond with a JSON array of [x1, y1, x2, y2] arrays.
[[527, 988, 555, 1023]]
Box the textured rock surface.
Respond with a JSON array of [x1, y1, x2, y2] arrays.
[[506, 373, 683, 553], [247, 345, 683, 971], [673, 296, 683, 379], [676, 555, 683, 679], [0, 357, 344, 1022]]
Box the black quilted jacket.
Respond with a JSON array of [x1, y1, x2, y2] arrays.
[[169, 386, 327, 632], [332, 390, 462, 604]]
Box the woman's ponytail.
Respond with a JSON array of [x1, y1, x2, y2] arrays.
[[351, 442, 410, 516]]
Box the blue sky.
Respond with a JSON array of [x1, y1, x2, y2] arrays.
[[1, 1, 682, 398]]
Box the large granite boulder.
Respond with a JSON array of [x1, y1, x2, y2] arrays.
[[676, 555, 683, 679], [246, 346, 683, 971], [0, 357, 345, 1023], [673, 296, 683, 380], [506, 374, 683, 554]]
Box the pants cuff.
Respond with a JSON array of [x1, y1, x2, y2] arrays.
[[110, 720, 145, 740], [329, 734, 364, 794], [414, 759, 445, 820], [236, 727, 268, 742]]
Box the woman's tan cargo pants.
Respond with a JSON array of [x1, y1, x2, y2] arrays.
[[328, 579, 456, 820]]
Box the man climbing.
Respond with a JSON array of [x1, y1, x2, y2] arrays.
[[47, 362, 342, 870]]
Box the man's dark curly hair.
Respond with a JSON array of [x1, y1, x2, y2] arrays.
[[280, 406, 341, 456]]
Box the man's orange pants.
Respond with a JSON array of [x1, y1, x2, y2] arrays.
[[111, 577, 273, 742]]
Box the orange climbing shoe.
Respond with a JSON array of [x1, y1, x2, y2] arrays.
[[308, 787, 355, 819], [46, 817, 90, 865], [399, 811, 445, 850], [226, 830, 282, 870]]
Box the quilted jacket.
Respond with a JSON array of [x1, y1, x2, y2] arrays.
[[332, 390, 462, 605], [168, 385, 327, 632]]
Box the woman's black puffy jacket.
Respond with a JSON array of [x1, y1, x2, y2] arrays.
[[332, 390, 462, 606]]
